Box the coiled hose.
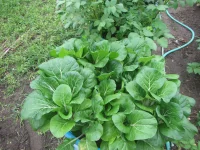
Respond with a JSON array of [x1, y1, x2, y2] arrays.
[[163, 10, 195, 58]]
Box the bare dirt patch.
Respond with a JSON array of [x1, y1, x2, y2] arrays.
[[0, 83, 58, 150]]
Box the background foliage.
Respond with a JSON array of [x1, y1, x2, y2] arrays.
[[187, 39, 200, 75]]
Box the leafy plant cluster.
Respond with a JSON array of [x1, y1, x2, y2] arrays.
[[21, 36, 198, 149], [168, 0, 200, 8], [187, 38, 200, 75], [56, 0, 175, 48]]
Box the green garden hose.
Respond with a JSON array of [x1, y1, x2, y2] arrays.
[[163, 10, 195, 58]]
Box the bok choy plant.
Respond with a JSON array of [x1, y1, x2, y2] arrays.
[[21, 34, 198, 149]]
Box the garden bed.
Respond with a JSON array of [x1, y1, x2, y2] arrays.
[[0, 5, 200, 150]]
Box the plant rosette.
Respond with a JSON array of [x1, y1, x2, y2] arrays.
[[21, 34, 198, 150]]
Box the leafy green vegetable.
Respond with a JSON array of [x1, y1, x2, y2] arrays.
[[21, 37, 198, 150]]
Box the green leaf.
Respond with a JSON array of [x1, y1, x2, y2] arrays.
[[39, 56, 79, 79], [84, 122, 103, 141], [126, 80, 146, 100], [56, 138, 76, 150], [156, 102, 183, 129], [125, 110, 157, 141], [105, 105, 120, 116], [91, 41, 110, 68], [145, 37, 157, 50], [73, 98, 92, 111], [165, 74, 179, 79], [160, 124, 183, 140], [30, 76, 59, 98], [138, 56, 155, 64], [101, 121, 120, 142], [80, 99, 92, 110], [58, 49, 75, 58], [58, 106, 73, 120], [78, 59, 95, 71], [112, 113, 130, 133], [28, 113, 54, 131], [50, 115, 75, 138], [136, 141, 162, 150], [124, 65, 139, 72], [21, 91, 59, 120], [153, 19, 167, 30], [104, 60, 123, 78], [110, 41, 127, 61], [156, 81, 177, 103], [74, 110, 93, 123], [181, 117, 198, 140], [172, 94, 195, 117], [104, 93, 121, 104], [53, 84, 72, 107], [109, 138, 136, 150], [143, 28, 153, 37], [99, 79, 116, 97], [78, 138, 98, 150], [98, 72, 114, 81], [146, 130, 166, 148], [134, 102, 154, 114], [117, 93, 135, 114], [70, 89, 86, 104], [157, 5, 168, 11], [147, 4, 156, 10], [92, 93, 104, 114], [62, 71, 84, 95], [186, 0, 195, 6], [100, 141, 109, 150], [95, 112, 109, 122], [136, 67, 165, 93], [157, 37, 168, 48], [80, 68, 97, 89], [147, 56, 165, 74], [111, 26, 116, 34], [126, 33, 145, 50], [50, 49, 57, 57], [164, 33, 175, 39]]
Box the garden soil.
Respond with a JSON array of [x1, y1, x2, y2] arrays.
[[0, 6, 200, 150], [162, 6, 200, 143]]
